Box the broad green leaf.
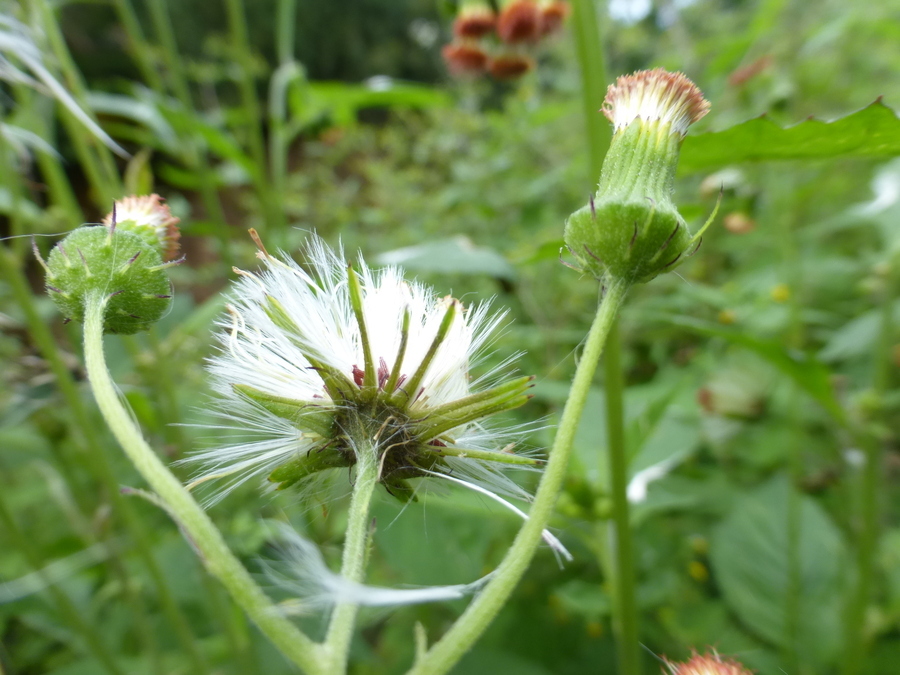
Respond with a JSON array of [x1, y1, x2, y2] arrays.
[[820, 301, 900, 363], [302, 80, 451, 128], [709, 476, 848, 670], [655, 314, 845, 425], [681, 101, 900, 171]]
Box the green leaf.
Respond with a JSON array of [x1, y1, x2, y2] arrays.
[[709, 476, 848, 670], [654, 314, 845, 425], [681, 101, 900, 171]]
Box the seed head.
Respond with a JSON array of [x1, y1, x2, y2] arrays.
[[186, 236, 540, 507]]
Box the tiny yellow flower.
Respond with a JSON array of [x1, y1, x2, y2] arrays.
[[771, 283, 790, 303]]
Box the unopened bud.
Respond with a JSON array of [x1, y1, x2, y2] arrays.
[[442, 42, 490, 76], [489, 53, 534, 80], [497, 0, 541, 44], [453, 1, 496, 39], [664, 650, 754, 675], [102, 194, 181, 262], [539, 1, 570, 36], [564, 69, 712, 284], [42, 225, 174, 335]]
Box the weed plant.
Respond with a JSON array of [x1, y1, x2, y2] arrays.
[[0, 1, 898, 674]]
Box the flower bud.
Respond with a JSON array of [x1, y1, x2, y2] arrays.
[[453, 1, 496, 39], [664, 650, 754, 674], [564, 69, 711, 284], [489, 53, 534, 80], [40, 224, 174, 335], [539, 1, 570, 36], [442, 42, 490, 77], [102, 194, 181, 262], [497, 0, 541, 44]]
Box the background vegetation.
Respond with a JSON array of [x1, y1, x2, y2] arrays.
[[1, 0, 898, 673]]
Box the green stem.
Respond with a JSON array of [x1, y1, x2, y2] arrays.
[[570, 3, 639, 672], [407, 279, 629, 675], [603, 319, 640, 675], [82, 291, 325, 675], [571, 0, 610, 180], [322, 443, 380, 672], [774, 172, 804, 673], [844, 264, 895, 675], [0, 246, 210, 672]]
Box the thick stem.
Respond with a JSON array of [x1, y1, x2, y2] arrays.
[[406, 280, 629, 675], [843, 265, 895, 675], [603, 320, 641, 675], [82, 292, 324, 675], [322, 440, 380, 672]]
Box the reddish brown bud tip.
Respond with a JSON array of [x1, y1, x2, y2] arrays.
[[103, 194, 181, 262], [489, 53, 534, 80], [539, 1, 570, 35], [442, 42, 490, 76], [602, 68, 710, 136], [664, 651, 755, 675], [497, 0, 541, 44], [453, 6, 497, 39]]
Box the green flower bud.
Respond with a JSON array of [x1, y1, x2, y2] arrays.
[[102, 194, 181, 261], [565, 69, 712, 284], [40, 225, 174, 335]]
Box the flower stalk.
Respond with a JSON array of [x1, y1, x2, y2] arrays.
[[81, 290, 325, 675], [322, 432, 380, 672], [407, 278, 629, 675]]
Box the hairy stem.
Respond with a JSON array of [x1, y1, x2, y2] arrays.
[[82, 291, 324, 675], [603, 320, 640, 675], [407, 279, 629, 675], [322, 439, 380, 672]]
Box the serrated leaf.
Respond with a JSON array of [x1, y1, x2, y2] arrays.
[[681, 101, 900, 171]]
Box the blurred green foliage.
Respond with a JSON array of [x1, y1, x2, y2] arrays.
[[1, 0, 899, 674]]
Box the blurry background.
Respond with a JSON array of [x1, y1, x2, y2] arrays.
[[1, 0, 899, 673]]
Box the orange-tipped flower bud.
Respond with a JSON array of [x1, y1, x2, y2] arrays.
[[497, 0, 542, 44], [453, 2, 497, 39], [103, 194, 181, 262], [565, 69, 712, 284], [442, 42, 490, 76], [664, 651, 754, 675], [489, 53, 535, 80], [539, 1, 570, 36]]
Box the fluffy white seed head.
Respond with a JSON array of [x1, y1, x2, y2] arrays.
[[184, 237, 537, 505]]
